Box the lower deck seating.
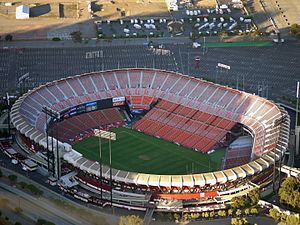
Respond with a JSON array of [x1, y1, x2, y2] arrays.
[[133, 99, 236, 153], [49, 108, 124, 144], [223, 146, 252, 169], [126, 95, 155, 110]]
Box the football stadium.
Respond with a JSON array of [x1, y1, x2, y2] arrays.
[[10, 68, 290, 212]]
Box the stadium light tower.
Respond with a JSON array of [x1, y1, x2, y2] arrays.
[[94, 129, 116, 206], [216, 63, 230, 85], [3, 93, 14, 137], [294, 82, 300, 156], [42, 106, 61, 179]]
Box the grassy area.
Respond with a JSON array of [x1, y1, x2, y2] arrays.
[[73, 126, 225, 175], [50, 198, 109, 225], [203, 41, 273, 48]]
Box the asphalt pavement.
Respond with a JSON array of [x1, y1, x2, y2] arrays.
[[0, 183, 84, 225], [1, 40, 299, 105]]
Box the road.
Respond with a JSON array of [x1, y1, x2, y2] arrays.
[[0, 165, 119, 225], [0, 180, 277, 225], [0, 182, 88, 225]]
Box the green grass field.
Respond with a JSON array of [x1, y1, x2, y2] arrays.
[[73, 126, 225, 175], [203, 41, 273, 48]]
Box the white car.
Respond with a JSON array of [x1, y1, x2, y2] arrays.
[[11, 159, 18, 165]]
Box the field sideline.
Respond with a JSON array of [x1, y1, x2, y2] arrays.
[[73, 126, 225, 175]]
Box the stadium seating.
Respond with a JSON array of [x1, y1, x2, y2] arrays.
[[15, 68, 288, 159], [49, 108, 124, 144], [133, 99, 236, 153], [11, 68, 290, 197], [223, 145, 252, 169]]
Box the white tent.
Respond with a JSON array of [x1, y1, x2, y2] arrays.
[[16, 5, 30, 19]]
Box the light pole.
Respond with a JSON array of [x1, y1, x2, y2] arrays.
[[202, 36, 206, 55], [97, 127, 103, 202], [42, 107, 60, 178], [295, 81, 300, 155], [4, 93, 11, 137], [109, 132, 113, 207], [215, 66, 218, 83], [94, 129, 116, 206], [216, 63, 231, 85]]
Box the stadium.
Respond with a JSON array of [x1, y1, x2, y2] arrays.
[[10, 68, 290, 212]]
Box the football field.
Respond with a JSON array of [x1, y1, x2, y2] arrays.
[[73, 126, 225, 175]]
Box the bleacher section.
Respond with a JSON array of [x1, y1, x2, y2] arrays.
[[49, 108, 124, 144], [224, 136, 253, 169], [133, 99, 236, 153]]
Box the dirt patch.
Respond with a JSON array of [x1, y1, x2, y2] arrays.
[[193, 0, 217, 8], [138, 155, 151, 161], [93, 0, 169, 20], [59, 3, 78, 18]]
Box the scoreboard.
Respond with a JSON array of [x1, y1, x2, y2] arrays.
[[60, 97, 126, 120], [112, 96, 126, 107]]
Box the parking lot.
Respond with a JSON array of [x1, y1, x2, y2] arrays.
[[96, 4, 255, 40], [173, 42, 300, 101], [0, 41, 299, 103]]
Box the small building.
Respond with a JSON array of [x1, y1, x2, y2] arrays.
[[21, 159, 38, 171], [16, 5, 29, 19]]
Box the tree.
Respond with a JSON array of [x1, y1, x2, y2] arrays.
[[36, 218, 55, 225], [241, 217, 249, 225], [231, 218, 238, 225], [250, 207, 258, 215], [286, 214, 300, 225], [280, 212, 287, 222], [236, 209, 242, 217], [18, 181, 27, 189], [231, 196, 246, 209], [26, 184, 43, 196], [244, 208, 250, 215], [8, 174, 17, 183], [269, 208, 281, 221], [218, 210, 226, 217], [5, 34, 13, 41], [204, 212, 209, 218], [248, 188, 260, 205], [190, 213, 200, 219], [290, 24, 300, 35], [231, 217, 249, 225], [173, 213, 180, 221], [70, 31, 82, 43], [182, 213, 191, 221], [119, 215, 143, 225], [228, 208, 234, 216], [278, 177, 300, 209], [14, 207, 23, 214]]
